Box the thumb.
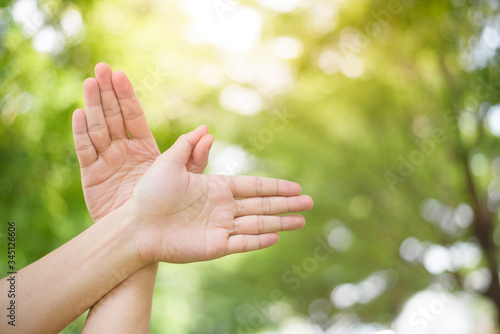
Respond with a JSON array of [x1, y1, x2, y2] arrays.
[[161, 125, 209, 166]]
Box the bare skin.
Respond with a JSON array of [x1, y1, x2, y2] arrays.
[[0, 64, 313, 334], [73, 63, 213, 333]]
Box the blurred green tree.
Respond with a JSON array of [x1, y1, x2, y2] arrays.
[[1, 0, 500, 332]]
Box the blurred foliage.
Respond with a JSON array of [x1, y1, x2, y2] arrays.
[[1, 0, 500, 333]]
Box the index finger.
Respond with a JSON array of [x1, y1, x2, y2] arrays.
[[229, 176, 302, 197]]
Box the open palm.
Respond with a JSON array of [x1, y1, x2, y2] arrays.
[[72, 63, 213, 334], [72, 63, 212, 222], [132, 127, 314, 264]]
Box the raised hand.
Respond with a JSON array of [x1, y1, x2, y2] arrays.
[[72, 63, 214, 334], [72, 63, 213, 222], [131, 126, 314, 264]]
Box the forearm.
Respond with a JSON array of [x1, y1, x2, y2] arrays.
[[82, 263, 158, 334], [0, 205, 143, 334]]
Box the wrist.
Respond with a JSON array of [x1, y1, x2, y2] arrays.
[[104, 202, 148, 268], [121, 199, 164, 265]]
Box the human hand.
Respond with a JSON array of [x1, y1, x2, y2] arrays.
[[130, 126, 314, 264], [72, 63, 213, 221], [71, 64, 213, 334]]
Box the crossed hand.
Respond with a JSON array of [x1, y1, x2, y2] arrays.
[[72, 63, 313, 265]]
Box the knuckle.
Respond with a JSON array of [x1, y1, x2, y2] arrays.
[[235, 200, 244, 215], [258, 216, 265, 233], [262, 197, 272, 214], [123, 110, 142, 121], [242, 237, 248, 252], [87, 123, 107, 134], [76, 143, 94, 152], [255, 177, 263, 196], [102, 105, 120, 116]]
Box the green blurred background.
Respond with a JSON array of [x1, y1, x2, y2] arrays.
[[1, 0, 500, 333]]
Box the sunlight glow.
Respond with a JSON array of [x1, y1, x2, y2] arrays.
[[392, 290, 496, 334], [327, 224, 353, 252], [207, 141, 255, 175], [33, 26, 65, 54], [256, 0, 301, 13], [181, 0, 262, 53], [220, 84, 263, 115], [331, 271, 396, 309], [486, 105, 500, 136], [11, 0, 44, 36], [270, 36, 303, 60], [420, 199, 473, 235], [61, 9, 83, 37]]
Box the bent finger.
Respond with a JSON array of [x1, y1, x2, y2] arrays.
[[161, 125, 208, 166], [187, 134, 214, 174]]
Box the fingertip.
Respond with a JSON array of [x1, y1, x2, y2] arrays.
[[95, 62, 110, 73], [206, 134, 214, 150], [299, 216, 307, 229], [280, 180, 302, 196], [302, 195, 314, 209], [293, 214, 307, 228], [83, 77, 97, 88], [260, 232, 280, 249], [72, 109, 83, 130], [73, 108, 83, 116], [186, 125, 209, 143], [111, 70, 133, 93], [282, 215, 306, 231], [196, 124, 209, 135], [112, 70, 127, 82], [299, 220, 306, 230], [95, 63, 114, 89], [95, 63, 108, 78], [83, 78, 99, 99], [270, 232, 280, 245], [201, 133, 214, 145], [293, 182, 302, 195], [73, 108, 84, 120]]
